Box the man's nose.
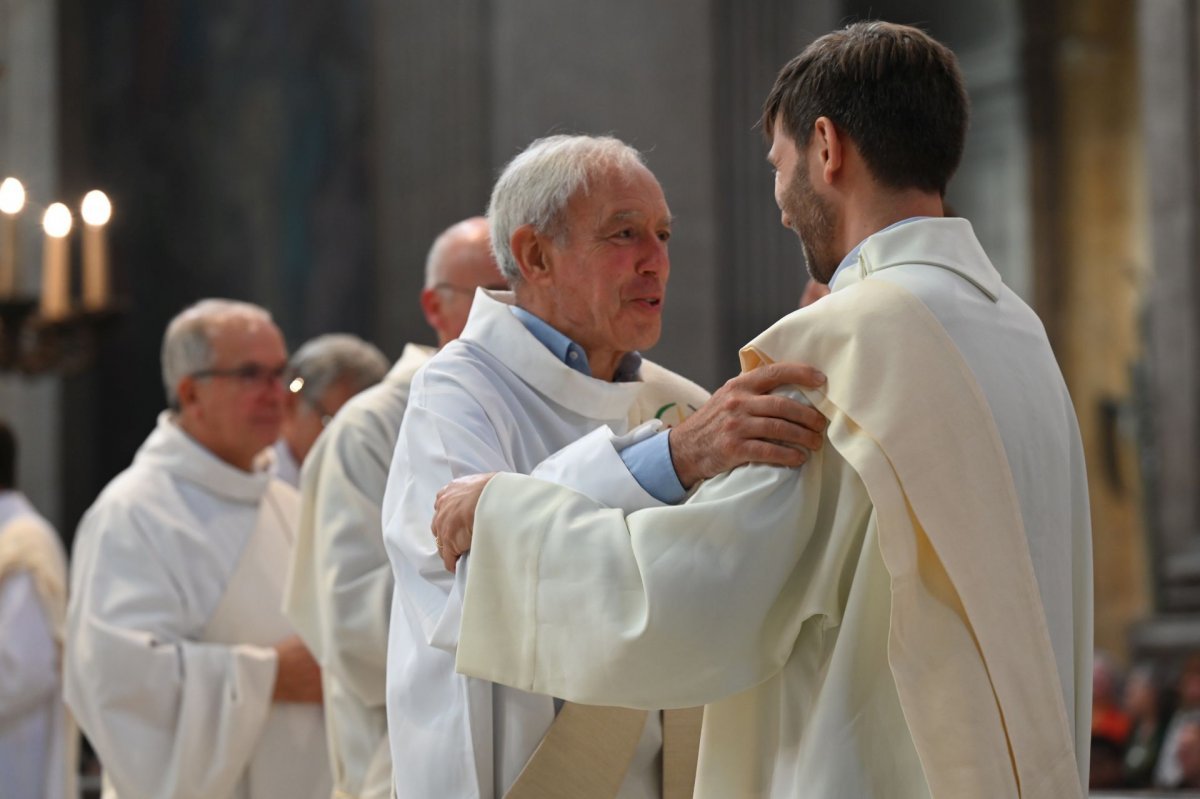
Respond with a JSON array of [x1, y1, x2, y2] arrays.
[[636, 238, 669, 275], [781, 209, 793, 229]]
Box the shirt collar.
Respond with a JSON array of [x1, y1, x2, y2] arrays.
[[509, 306, 642, 383], [829, 216, 932, 287]]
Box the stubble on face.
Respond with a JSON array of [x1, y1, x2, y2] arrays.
[[780, 159, 840, 284]]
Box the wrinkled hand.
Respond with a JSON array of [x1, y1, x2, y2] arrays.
[[668, 362, 828, 489], [271, 635, 323, 704], [432, 472, 498, 573]]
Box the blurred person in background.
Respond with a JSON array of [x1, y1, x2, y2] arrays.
[[1174, 716, 1200, 790], [1123, 663, 1168, 788], [1157, 655, 1200, 788], [273, 333, 390, 487], [283, 217, 503, 799], [0, 420, 73, 799], [65, 300, 330, 799]]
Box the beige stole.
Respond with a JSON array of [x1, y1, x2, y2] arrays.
[[506, 366, 709, 799], [740, 277, 1082, 798]]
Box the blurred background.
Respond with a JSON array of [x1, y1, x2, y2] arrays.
[[0, 0, 1194, 792]]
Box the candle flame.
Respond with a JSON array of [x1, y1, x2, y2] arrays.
[[0, 178, 25, 215], [81, 190, 112, 226], [43, 203, 73, 238]]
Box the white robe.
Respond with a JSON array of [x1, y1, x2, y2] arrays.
[[65, 413, 332, 799], [382, 290, 710, 798], [284, 343, 434, 799], [0, 491, 71, 799], [456, 219, 1092, 798], [272, 438, 302, 488]]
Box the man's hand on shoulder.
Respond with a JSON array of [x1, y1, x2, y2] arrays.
[[669, 362, 827, 490], [432, 472, 498, 573]]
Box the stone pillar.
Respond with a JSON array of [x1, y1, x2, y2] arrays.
[[1130, 0, 1200, 659], [1052, 0, 1149, 659]]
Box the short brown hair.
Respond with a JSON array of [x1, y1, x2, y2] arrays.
[[762, 21, 968, 196]]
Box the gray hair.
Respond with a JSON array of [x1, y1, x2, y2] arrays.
[[487, 135, 647, 284], [286, 333, 389, 404], [161, 299, 274, 409]]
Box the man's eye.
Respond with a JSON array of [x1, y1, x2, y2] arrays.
[[614, 229, 634, 239], [658, 230, 671, 242]]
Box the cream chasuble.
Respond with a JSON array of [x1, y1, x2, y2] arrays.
[[65, 413, 331, 799], [284, 343, 433, 799], [0, 493, 75, 799], [456, 219, 1092, 798], [382, 290, 709, 798]]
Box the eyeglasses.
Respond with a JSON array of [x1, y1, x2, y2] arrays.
[[433, 282, 509, 297], [287, 376, 334, 426], [191, 363, 288, 389]]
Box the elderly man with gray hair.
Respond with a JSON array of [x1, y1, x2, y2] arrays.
[[272, 333, 389, 487], [382, 135, 826, 798], [65, 299, 331, 799]]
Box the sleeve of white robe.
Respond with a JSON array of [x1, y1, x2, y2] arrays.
[[0, 571, 58, 722], [64, 503, 278, 799], [306, 411, 395, 706], [384, 367, 662, 655], [457, 443, 857, 710]]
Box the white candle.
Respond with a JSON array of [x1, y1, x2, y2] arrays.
[[40, 203, 72, 320], [0, 178, 25, 298], [80, 190, 112, 310]]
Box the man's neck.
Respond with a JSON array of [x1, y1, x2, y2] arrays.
[[177, 415, 256, 473], [512, 297, 628, 383], [836, 190, 945, 264]]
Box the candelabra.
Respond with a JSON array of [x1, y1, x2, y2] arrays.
[[0, 180, 120, 375]]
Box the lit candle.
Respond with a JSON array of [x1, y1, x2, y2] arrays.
[[80, 190, 112, 310], [0, 178, 25, 298], [40, 203, 72, 320]]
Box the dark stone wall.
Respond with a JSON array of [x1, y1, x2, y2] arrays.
[[59, 0, 381, 534]]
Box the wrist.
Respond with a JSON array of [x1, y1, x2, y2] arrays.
[[667, 428, 698, 490]]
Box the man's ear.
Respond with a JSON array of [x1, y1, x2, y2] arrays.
[[176, 376, 198, 414], [511, 225, 553, 286], [420, 287, 443, 332], [812, 116, 843, 187]]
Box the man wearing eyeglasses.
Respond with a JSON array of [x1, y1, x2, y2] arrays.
[[283, 216, 503, 799], [65, 299, 332, 799], [272, 333, 389, 487]]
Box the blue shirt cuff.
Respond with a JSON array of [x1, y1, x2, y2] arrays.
[[619, 430, 687, 505]]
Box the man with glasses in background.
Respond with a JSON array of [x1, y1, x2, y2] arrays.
[[273, 333, 389, 487], [65, 299, 331, 799], [284, 216, 502, 799]]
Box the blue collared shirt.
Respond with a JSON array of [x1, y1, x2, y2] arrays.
[[828, 216, 931, 287], [510, 306, 686, 503]]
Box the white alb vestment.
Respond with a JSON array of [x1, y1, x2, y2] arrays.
[[382, 290, 709, 798], [285, 343, 433, 799], [0, 491, 72, 799], [456, 219, 1093, 798], [65, 413, 332, 799]]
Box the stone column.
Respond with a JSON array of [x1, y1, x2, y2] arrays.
[[1130, 0, 1200, 658]]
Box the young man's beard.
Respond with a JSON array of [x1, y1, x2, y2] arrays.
[[782, 167, 839, 284]]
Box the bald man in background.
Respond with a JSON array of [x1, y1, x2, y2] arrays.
[[284, 217, 503, 799]]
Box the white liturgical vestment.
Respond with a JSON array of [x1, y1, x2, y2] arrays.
[[0, 491, 72, 799], [382, 290, 709, 798], [65, 413, 332, 799], [456, 219, 1093, 798], [285, 343, 433, 799]]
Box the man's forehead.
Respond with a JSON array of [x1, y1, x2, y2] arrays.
[[209, 319, 286, 360]]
